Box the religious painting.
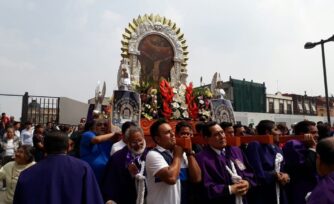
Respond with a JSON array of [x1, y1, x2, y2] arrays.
[[112, 90, 141, 128], [138, 34, 174, 86], [211, 99, 236, 124]]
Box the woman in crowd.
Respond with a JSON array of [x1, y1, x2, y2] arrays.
[[1, 126, 21, 190], [0, 145, 35, 204]]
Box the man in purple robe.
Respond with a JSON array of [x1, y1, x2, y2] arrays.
[[101, 126, 148, 204], [245, 120, 289, 204], [306, 137, 334, 204], [283, 120, 318, 204], [195, 121, 256, 204], [13, 131, 104, 204]]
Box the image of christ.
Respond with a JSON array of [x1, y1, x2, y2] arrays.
[[138, 34, 174, 86]]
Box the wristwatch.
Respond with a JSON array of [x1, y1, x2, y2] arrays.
[[186, 150, 195, 156]]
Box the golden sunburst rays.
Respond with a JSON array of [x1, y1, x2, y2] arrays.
[[121, 14, 189, 66]]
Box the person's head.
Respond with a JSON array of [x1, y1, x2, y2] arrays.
[[1, 112, 6, 117], [233, 124, 246, 136], [256, 120, 281, 136], [150, 119, 175, 150], [44, 131, 69, 154], [294, 120, 318, 136], [220, 122, 234, 137], [92, 119, 108, 135], [202, 121, 226, 150], [15, 145, 35, 165], [125, 126, 146, 155], [122, 121, 137, 135], [277, 124, 289, 135], [175, 121, 193, 138], [121, 121, 137, 142], [80, 117, 86, 124], [77, 123, 85, 131], [317, 123, 331, 141], [34, 124, 44, 135], [6, 126, 14, 139], [61, 125, 72, 133], [25, 121, 32, 129], [195, 122, 205, 135], [46, 121, 53, 129], [13, 121, 21, 130], [316, 137, 334, 176]]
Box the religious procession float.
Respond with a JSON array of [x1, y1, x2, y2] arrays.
[[87, 14, 310, 147], [89, 14, 235, 139]]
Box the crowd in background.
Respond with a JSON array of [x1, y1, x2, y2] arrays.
[[1, 111, 334, 204]]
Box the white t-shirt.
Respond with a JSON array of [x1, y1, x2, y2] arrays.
[[145, 145, 188, 204], [110, 140, 126, 156], [20, 129, 33, 146], [14, 130, 20, 139], [4, 139, 15, 156]]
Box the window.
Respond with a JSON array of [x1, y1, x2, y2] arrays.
[[298, 103, 303, 112], [305, 103, 310, 114], [279, 103, 284, 114], [269, 102, 274, 113], [287, 104, 292, 114], [311, 104, 316, 113]]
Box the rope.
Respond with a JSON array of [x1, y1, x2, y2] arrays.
[[226, 160, 243, 204], [135, 161, 146, 204], [274, 153, 283, 204]]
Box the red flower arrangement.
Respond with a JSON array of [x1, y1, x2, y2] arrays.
[[159, 79, 174, 119], [185, 83, 198, 119]]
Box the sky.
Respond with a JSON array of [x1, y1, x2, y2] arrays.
[[1, 0, 334, 118]]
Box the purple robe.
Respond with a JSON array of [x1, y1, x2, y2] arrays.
[[307, 171, 334, 204], [13, 154, 104, 204], [283, 140, 318, 204], [245, 141, 288, 204], [101, 146, 148, 204], [195, 146, 256, 204]]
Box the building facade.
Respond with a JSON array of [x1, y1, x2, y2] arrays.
[[315, 96, 334, 117], [283, 93, 317, 116], [266, 92, 293, 114], [223, 77, 266, 113]]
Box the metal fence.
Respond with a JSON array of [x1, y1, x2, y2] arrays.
[[22, 92, 60, 125], [0, 92, 60, 125]]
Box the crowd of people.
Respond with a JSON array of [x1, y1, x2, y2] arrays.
[[1, 111, 334, 204]]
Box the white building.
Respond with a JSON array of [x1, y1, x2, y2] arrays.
[[266, 92, 293, 114]]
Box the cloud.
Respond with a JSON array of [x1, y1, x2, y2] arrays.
[[0, 56, 36, 72], [0, 0, 333, 113], [101, 10, 122, 22]]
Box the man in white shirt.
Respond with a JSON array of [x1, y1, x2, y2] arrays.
[[20, 121, 34, 146], [145, 119, 201, 204]]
